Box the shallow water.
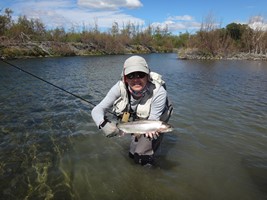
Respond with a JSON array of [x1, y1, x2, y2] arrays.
[[0, 54, 267, 200]]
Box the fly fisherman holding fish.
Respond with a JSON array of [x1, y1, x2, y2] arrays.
[[91, 55, 173, 166]]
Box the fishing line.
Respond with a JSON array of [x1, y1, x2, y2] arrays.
[[1, 58, 114, 115]]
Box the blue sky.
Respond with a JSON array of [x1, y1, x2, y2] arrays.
[[1, 0, 267, 34]]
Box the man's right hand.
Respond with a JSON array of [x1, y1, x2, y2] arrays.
[[101, 121, 119, 137]]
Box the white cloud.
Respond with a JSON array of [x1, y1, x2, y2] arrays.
[[167, 15, 194, 21], [13, 0, 73, 10], [152, 15, 201, 33], [58, 9, 145, 31], [77, 0, 143, 10], [9, 0, 144, 31], [249, 21, 267, 31], [248, 16, 267, 31], [6, 0, 202, 33]]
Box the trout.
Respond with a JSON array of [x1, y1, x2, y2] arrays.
[[117, 120, 173, 134]]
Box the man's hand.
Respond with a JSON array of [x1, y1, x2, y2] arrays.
[[145, 131, 160, 139], [101, 121, 119, 137]]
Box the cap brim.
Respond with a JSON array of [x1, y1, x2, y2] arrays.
[[124, 66, 149, 75]]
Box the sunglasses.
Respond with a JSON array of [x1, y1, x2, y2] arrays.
[[126, 72, 147, 79]]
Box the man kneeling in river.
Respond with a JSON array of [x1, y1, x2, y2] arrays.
[[91, 55, 172, 166]]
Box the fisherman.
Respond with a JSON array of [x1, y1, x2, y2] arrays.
[[91, 55, 172, 166]]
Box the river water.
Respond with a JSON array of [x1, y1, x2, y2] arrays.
[[0, 53, 267, 200]]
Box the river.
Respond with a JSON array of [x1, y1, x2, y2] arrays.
[[0, 53, 267, 200]]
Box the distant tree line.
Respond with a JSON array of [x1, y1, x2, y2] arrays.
[[185, 14, 267, 59], [1, 8, 267, 59], [0, 8, 186, 58]]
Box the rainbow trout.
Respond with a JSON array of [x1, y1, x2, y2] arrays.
[[117, 120, 173, 134]]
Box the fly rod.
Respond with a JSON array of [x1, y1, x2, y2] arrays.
[[0, 58, 114, 115]]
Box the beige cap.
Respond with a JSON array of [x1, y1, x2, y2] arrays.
[[123, 56, 149, 75]]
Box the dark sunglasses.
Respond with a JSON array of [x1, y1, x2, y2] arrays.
[[126, 72, 147, 79]]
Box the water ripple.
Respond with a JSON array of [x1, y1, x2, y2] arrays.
[[1, 55, 267, 199]]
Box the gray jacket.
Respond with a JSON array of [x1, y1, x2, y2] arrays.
[[91, 81, 167, 127]]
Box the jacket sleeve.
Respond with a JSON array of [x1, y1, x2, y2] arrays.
[[148, 86, 167, 120], [91, 82, 121, 127]]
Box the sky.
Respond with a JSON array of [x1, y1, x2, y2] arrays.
[[1, 0, 267, 34]]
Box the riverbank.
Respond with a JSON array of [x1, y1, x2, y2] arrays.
[[177, 48, 267, 61], [1, 41, 267, 61], [0, 40, 163, 60]]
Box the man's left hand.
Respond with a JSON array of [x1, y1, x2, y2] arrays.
[[145, 131, 159, 139]]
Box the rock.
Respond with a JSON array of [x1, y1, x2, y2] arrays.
[[177, 48, 267, 61]]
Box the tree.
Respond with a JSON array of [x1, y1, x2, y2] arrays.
[[0, 8, 13, 35], [110, 22, 119, 36], [49, 27, 66, 42], [174, 32, 190, 47], [226, 23, 248, 41], [248, 16, 267, 54]]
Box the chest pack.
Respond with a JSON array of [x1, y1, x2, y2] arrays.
[[150, 72, 173, 122]]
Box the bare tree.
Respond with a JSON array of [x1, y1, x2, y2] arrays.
[[249, 16, 267, 54]]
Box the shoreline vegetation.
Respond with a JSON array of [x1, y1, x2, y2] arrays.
[[1, 40, 267, 61], [177, 48, 267, 61], [0, 40, 161, 59], [0, 9, 267, 60]]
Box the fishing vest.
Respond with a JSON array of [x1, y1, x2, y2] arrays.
[[112, 72, 173, 122]]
